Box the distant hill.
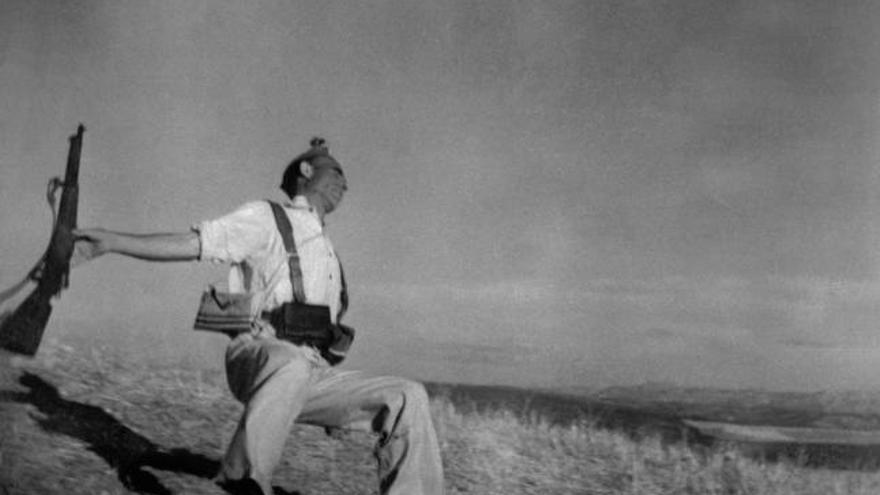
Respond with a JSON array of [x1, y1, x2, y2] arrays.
[[595, 382, 880, 430], [427, 380, 880, 432]]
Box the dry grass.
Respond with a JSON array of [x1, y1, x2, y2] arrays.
[[2, 339, 880, 494]]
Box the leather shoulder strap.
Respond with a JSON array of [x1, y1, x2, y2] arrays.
[[268, 201, 307, 303], [337, 256, 348, 321]]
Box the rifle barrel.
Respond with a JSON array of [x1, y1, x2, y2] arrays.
[[42, 124, 85, 297], [0, 124, 85, 355]]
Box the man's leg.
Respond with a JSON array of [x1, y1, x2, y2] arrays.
[[220, 334, 318, 495], [298, 368, 445, 495]]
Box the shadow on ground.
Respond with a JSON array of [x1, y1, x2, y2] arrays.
[[1, 372, 218, 493], [1, 372, 301, 495]]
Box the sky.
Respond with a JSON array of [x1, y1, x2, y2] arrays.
[[1, 0, 880, 392]]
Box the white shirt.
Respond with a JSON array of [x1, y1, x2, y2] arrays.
[[193, 196, 342, 322]]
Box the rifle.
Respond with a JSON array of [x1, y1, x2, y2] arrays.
[[0, 124, 85, 356]]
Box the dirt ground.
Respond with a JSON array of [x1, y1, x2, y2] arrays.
[[0, 340, 383, 495]]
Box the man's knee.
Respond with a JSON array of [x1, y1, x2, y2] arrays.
[[401, 380, 429, 409], [369, 379, 421, 436], [389, 379, 431, 423]]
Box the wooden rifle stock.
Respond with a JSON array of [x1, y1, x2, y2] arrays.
[[0, 124, 85, 355]]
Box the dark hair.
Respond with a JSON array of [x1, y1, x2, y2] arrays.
[[280, 137, 332, 198]]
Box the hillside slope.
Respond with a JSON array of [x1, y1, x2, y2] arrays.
[[4, 338, 880, 495]]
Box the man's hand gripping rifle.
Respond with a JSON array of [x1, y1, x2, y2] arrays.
[[0, 124, 85, 356]]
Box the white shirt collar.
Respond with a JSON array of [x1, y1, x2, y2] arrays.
[[289, 195, 311, 209], [286, 195, 324, 225]]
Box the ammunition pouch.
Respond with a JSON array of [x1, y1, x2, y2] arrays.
[[262, 302, 355, 365], [193, 287, 255, 337]]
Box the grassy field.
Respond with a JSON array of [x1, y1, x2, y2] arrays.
[[3, 339, 880, 494]]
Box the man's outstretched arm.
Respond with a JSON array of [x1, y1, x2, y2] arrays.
[[73, 228, 200, 263]]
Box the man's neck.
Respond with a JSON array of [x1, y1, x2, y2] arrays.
[[295, 194, 327, 222]]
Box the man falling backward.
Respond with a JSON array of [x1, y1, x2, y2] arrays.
[[74, 138, 445, 495]]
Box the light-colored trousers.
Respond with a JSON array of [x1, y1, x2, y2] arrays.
[[217, 330, 445, 495]]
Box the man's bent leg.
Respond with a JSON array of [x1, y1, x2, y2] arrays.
[[298, 369, 445, 495], [221, 335, 316, 495]]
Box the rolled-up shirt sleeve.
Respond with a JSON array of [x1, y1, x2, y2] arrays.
[[192, 201, 272, 264]]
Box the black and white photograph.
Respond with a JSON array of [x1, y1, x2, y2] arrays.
[[2, 1, 880, 494]]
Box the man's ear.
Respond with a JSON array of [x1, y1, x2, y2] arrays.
[[299, 161, 314, 179]]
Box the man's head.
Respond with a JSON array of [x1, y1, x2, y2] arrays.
[[281, 137, 347, 215]]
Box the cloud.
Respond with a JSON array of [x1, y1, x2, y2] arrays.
[[365, 273, 880, 313], [362, 273, 880, 351], [644, 327, 679, 340], [777, 337, 848, 349], [362, 279, 555, 306]]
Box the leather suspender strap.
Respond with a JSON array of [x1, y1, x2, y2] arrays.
[[337, 257, 348, 321], [268, 201, 307, 304], [265, 200, 355, 365]]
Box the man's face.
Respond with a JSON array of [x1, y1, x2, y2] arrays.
[[303, 163, 347, 214]]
